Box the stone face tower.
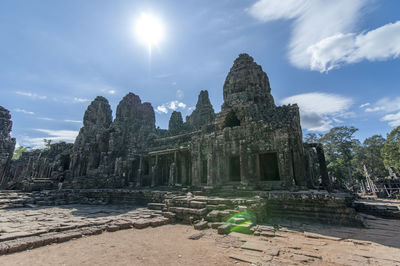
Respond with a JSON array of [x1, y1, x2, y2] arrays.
[[220, 54, 275, 125]]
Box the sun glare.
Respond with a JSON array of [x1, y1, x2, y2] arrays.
[[135, 13, 165, 52]]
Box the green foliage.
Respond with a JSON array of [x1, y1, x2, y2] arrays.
[[12, 146, 28, 160], [354, 135, 387, 178], [318, 126, 359, 183], [382, 126, 400, 170]]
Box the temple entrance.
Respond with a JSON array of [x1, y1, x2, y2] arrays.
[[223, 110, 240, 128], [259, 153, 280, 181], [229, 156, 241, 181]]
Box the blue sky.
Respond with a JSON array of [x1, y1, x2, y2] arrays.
[[1, 0, 400, 148]]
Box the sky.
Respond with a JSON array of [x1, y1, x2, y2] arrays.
[[1, 0, 400, 148]]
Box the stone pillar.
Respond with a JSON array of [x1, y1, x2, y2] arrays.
[[207, 155, 212, 186], [169, 152, 177, 186], [240, 140, 248, 185], [136, 156, 143, 187], [151, 155, 158, 187], [181, 153, 187, 185], [316, 144, 332, 192]]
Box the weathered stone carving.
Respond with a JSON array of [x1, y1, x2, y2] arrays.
[[186, 90, 215, 130], [70, 96, 112, 177], [168, 111, 184, 135], [0, 106, 16, 187]]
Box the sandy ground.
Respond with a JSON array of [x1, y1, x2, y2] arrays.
[[0, 224, 239, 266], [1, 221, 400, 265]]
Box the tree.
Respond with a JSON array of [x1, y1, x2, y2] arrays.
[[319, 126, 359, 184], [354, 135, 387, 178], [382, 126, 400, 170], [43, 139, 52, 150], [13, 146, 28, 160], [304, 133, 322, 143]]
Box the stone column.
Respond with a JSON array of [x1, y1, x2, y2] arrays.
[[136, 156, 143, 187], [151, 155, 158, 187], [240, 140, 248, 185], [207, 154, 212, 186]]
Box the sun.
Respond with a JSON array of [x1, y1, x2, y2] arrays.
[[135, 13, 165, 51]]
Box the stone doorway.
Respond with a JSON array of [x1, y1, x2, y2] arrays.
[[259, 153, 280, 181], [229, 156, 241, 181]]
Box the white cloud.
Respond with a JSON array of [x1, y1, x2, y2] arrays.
[[366, 97, 400, 127], [156, 105, 168, 114], [15, 91, 47, 100], [38, 117, 54, 121], [19, 129, 79, 149], [155, 100, 187, 114], [14, 108, 35, 115], [365, 106, 385, 112], [64, 119, 82, 124], [248, 0, 400, 72], [382, 112, 400, 127], [365, 97, 400, 113], [359, 102, 370, 108], [73, 97, 90, 103], [280, 92, 353, 131]]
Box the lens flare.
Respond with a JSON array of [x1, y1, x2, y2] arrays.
[[135, 13, 165, 54]]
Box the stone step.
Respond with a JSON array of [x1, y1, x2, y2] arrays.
[[147, 203, 166, 210]]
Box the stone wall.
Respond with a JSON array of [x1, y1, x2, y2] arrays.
[[0, 106, 16, 187]]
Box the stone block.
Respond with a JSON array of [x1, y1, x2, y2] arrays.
[[218, 223, 234, 235], [194, 220, 208, 230], [133, 219, 150, 229]]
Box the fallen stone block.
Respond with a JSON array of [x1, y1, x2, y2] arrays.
[[218, 223, 234, 235], [133, 219, 150, 229], [106, 225, 120, 232], [209, 222, 224, 229], [188, 232, 205, 240], [194, 220, 208, 230]]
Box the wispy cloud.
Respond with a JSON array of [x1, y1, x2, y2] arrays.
[[281, 92, 353, 131], [13, 108, 35, 115], [38, 117, 54, 121], [248, 0, 400, 72], [15, 91, 47, 100], [19, 129, 79, 149], [359, 102, 370, 108], [73, 97, 90, 103], [155, 100, 187, 114], [64, 119, 82, 123], [365, 97, 400, 127]]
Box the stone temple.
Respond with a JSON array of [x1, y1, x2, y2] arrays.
[[2, 53, 328, 191], [3, 54, 386, 259]]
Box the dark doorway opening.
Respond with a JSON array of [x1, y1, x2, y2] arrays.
[[223, 110, 240, 128], [229, 156, 241, 181], [201, 160, 208, 184], [259, 153, 280, 181], [143, 159, 150, 175]]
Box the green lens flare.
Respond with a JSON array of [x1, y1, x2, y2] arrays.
[[226, 212, 256, 234]]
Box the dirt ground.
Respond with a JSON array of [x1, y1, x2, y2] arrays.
[[2, 220, 400, 266], [0, 224, 239, 266]]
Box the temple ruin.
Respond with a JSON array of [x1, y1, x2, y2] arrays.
[[2, 54, 327, 191]]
